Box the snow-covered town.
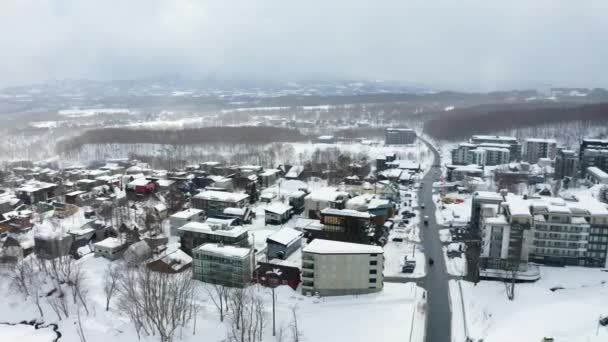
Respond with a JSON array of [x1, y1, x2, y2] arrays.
[[2, 3, 608, 342], [1, 123, 608, 342]]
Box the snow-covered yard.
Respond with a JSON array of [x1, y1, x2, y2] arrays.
[[451, 267, 608, 342], [432, 193, 472, 226], [442, 245, 467, 277], [384, 239, 426, 279], [0, 252, 427, 342]]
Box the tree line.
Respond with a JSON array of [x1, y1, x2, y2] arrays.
[[423, 102, 608, 141], [57, 126, 308, 153]]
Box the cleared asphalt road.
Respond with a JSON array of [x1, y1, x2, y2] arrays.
[[418, 137, 452, 342]]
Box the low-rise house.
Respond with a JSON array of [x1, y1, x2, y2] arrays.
[[94, 237, 127, 260], [265, 202, 293, 225], [288, 190, 307, 214], [64, 190, 94, 206], [127, 178, 156, 194], [178, 221, 249, 255], [301, 239, 384, 296], [222, 207, 254, 224], [147, 249, 192, 273], [169, 209, 205, 236], [76, 179, 98, 192], [266, 228, 303, 260], [123, 240, 153, 265], [259, 169, 281, 188], [192, 190, 249, 217], [16, 180, 58, 205], [192, 243, 255, 287], [304, 208, 375, 244], [304, 187, 349, 219]]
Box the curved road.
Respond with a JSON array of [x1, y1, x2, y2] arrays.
[[418, 137, 451, 342]]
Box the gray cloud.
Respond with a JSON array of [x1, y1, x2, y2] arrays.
[[1, 0, 607, 91]]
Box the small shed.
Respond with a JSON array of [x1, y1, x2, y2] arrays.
[[94, 237, 127, 260], [265, 202, 293, 225], [265, 227, 302, 259]]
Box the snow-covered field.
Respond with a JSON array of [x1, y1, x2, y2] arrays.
[[0, 253, 426, 342], [443, 244, 467, 277], [0, 324, 58, 342], [451, 267, 608, 342]]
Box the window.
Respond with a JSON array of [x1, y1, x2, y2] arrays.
[[369, 278, 377, 283], [369, 269, 377, 274], [369, 260, 378, 266]]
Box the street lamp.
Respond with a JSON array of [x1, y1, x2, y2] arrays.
[[265, 270, 281, 336]]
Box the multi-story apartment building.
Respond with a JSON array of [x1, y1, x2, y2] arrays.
[[554, 148, 578, 179], [303, 208, 374, 244], [385, 128, 416, 145], [178, 221, 249, 255], [470, 135, 521, 161], [301, 239, 384, 296], [192, 243, 255, 287], [579, 139, 608, 177], [451, 143, 477, 165], [524, 138, 557, 164], [192, 190, 249, 217], [476, 192, 608, 268]]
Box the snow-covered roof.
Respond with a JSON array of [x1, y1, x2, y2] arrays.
[[196, 243, 252, 259], [265, 202, 292, 215], [525, 138, 556, 143], [285, 165, 304, 178], [194, 190, 249, 203], [504, 194, 532, 217], [16, 180, 56, 193], [289, 190, 307, 198], [484, 215, 508, 225], [303, 239, 383, 255], [178, 222, 248, 237], [260, 169, 281, 177], [266, 228, 302, 246], [94, 237, 124, 249], [128, 178, 152, 187], [379, 168, 402, 179], [305, 187, 349, 202], [386, 160, 420, 170], [471, 135, 517, 142], [587, 167, 608, 181], [170, 208, 204, 219], [321, 208, 373, 219], [223, 207, 247, 216], [474, 191, 504, 201]]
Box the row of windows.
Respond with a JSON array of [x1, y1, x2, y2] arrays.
[[533, 248, 585, 257], [590, 227, 608, 234], [535, 225, 588, 233]]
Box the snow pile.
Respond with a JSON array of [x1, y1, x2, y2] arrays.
[[452, 267, 608, 342]]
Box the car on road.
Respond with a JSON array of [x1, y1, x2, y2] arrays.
[[420, 204, 425, 210], [423, 215, 429, 225]]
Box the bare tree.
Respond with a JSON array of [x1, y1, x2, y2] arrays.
[[207, 283, 230, 322], [117, 266, 197, 342], [9, 258, 44, 317], [226, 288, 266, 342], [103, 263, 121, 311], [289, 306, 302, 342]]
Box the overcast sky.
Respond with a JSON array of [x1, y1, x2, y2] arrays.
[[1, 0, 607, 91]]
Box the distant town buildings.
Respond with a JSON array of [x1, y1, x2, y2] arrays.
[[470, 135, 521, 161], [524, 138, 557, 164], [554, 148, 578, 180], [385, 128, 416, 145], [579, 139, 608, 177]]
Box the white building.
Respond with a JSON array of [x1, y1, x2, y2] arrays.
[[586, 166, 608, 185], [304, 187, 349, 219], [94, 237, 127, 260], [477, 192, 608, 268], [301, 239, 384, 296], [169, 209, 205, 236]]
